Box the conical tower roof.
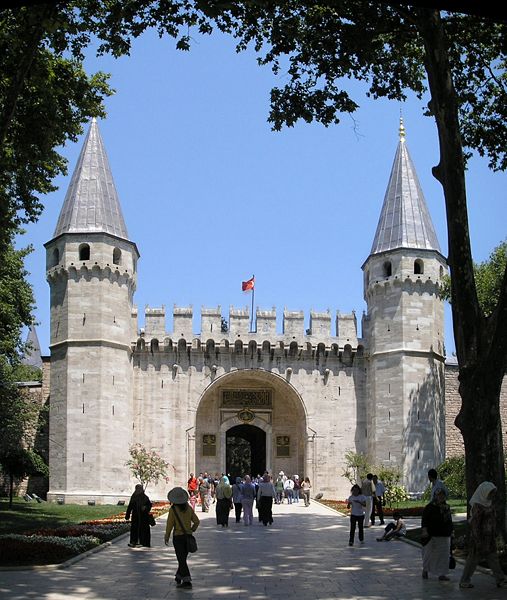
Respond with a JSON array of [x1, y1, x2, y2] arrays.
[[22, 325, 43, 368], [370, 119, 441, 255], [53, 119, 129, 239]]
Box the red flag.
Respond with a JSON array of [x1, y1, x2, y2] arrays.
[[242, 276, 255, 292]]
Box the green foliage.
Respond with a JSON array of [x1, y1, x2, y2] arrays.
[[125, 443, 171, 492], [211, 3, 507, 170], [0, 498, 128, 535], [0, 357, 47, 506], [439, 241, 507, 318], [10, 364, 42, 383], [0, 239, 35, 363], [0, 533, 100, 565], [376, 464, 407, 507], [474, 241, 507, 317], [341, 450, 372, 485], [436, 455, 466, 499]]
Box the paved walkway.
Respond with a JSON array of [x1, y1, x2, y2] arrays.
[[0, 501, 504, 599]]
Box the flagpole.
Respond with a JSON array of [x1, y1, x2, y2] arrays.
[[251, 274, 255, 332]]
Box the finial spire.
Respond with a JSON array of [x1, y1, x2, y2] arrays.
[[399, 115, 406, 141]]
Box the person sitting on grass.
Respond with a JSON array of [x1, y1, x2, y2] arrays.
[[376, 512, 406, 541]]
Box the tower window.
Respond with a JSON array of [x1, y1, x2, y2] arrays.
[[414, 259, 424, 275], [113, 247, 122, 265], [79, 244, 90, 261], [383, 261, 392, 277], [50, 248, 60, 268]]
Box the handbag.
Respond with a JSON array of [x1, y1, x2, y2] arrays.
[[172, 507, 198, 553]]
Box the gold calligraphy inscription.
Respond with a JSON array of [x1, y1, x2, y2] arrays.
[[222, 389, 272, 408]]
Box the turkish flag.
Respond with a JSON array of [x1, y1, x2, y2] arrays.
[[242, 276, 255, 291]]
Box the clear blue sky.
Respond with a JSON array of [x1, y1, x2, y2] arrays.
[[21, 30, 507, 357]]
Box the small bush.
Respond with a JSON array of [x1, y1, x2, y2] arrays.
[[422, 456, 466, 501], [0, 534, 100, 564]]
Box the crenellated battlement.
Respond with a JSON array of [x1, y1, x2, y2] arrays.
[[136, 304, 361, 350]]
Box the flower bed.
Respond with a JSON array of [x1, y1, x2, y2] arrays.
[[0, 534, 101, 565], [0, 502, 170, 567]]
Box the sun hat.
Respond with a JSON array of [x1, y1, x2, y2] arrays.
[[167, 486, 189, 504]]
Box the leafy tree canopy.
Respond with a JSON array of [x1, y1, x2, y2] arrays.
[[0, 237, 35, 363], [441, 240, 507, 317]]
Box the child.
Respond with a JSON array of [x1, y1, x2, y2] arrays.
[[347, 484, 366, 546], [376, 512, 406, 541]]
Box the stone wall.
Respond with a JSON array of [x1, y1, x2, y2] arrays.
[[445, 365, 507, 457]]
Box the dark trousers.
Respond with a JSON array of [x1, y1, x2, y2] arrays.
[[234, 502, 242, 522], [349, 515, 364, 543], [373, 497, 384, 524], [173, 535, 191, 582], [258, 495, 273, 525]]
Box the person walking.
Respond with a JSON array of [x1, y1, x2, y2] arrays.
[[165, 487, 200, 589], [459, 481, 507, 589], [215, 475, 233, 527], [125, 484, 152, 548], [232, 477, 243, 523], [199, 476, 211, 512], [284, 476, 294, 504], [421, 489, 453, 581], [293, 475, 301, 503], [347, 484, 366, 546], [372, 474, 385, 525], [428, 468, 448, 501], [301, 477, 312, 506], [240, 475, 256, 526], [275, 474, 285, 504], [361, 473, 375, 526], [257, 473, 276, 526], [187, 473, 198, 509]]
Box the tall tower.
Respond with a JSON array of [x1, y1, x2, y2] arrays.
[[362, 120, 447, 492], [45, 120, 139, 503]]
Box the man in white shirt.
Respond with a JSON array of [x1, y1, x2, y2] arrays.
[[284, 477, 295, 504]]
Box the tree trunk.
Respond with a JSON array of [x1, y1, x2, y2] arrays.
[[415, 8, 506, 538]]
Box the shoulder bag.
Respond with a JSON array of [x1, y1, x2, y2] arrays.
[[172, 507, 198, 553]]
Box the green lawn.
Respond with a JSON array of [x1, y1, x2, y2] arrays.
[[388, 499, 467, 513], [0, 497, 126, 534]]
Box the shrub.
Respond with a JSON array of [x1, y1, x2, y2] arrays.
[[422, 456, 466, 501], [0, 534, 100, 564]]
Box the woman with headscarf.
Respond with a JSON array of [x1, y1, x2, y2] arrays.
[[459, 482, 507, 589], [215, 475, 233, 527], [420, 488, 453, 580], [125, 484, 152, 548], [165, 486, 200, 589], [257, 473, 276, 526]]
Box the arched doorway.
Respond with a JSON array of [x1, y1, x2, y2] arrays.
[[194, 369, 308, 480], [226, 424, 266, 480]]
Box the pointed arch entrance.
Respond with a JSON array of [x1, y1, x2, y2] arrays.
[[194, 369, 308, 479]]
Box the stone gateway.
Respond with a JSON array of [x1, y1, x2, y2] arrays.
[[45, 118, 448, 504]]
